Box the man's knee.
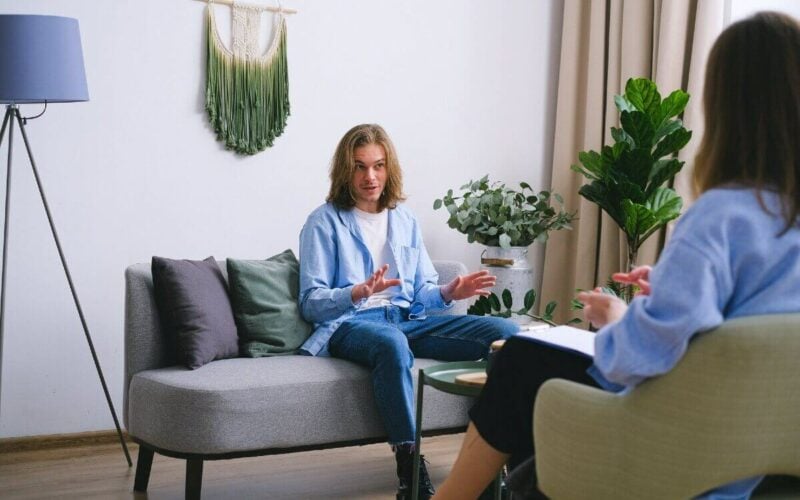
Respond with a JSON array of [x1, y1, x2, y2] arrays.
[[483, 316, 520, 340], [370, 330, 413, 367]]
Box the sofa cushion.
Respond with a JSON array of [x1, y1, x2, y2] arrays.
[[151, 256, 239, 369], [127, 356, 473, 454], [227, 250, 312, 357]]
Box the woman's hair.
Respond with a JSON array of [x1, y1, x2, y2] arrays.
[[327, 124, 406, 210], [693, 11, 800, 232]]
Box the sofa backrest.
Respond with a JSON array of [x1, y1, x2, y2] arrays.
[[123, 259, 468, 425]]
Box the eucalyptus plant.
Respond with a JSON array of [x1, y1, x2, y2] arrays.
[[468, 288, 582, 326], [571, 78, 691, 269], [433, 176, 575, 248]]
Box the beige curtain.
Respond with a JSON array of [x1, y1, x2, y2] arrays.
[[541, 0, 724, 323]]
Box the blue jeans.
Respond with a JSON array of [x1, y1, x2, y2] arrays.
[[328, 305, 518, 444]]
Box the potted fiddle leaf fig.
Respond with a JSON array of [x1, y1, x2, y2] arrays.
[[572, 77, 691, 275]]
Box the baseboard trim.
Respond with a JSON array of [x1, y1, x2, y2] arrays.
[[0, 429, 132, 454]]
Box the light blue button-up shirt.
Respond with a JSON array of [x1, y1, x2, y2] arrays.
[[589, 187, 800, 499], [298, 202, 451, 356]]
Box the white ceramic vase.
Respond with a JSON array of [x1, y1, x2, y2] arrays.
[[480, 245, 535, 324]]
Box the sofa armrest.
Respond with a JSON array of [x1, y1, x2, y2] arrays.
[[432, 260, 469, 316]]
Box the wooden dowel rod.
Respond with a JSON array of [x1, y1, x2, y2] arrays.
[[194, 0, 298, 15]]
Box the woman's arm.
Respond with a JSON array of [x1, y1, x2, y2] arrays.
[[592, 240, 729, 388]]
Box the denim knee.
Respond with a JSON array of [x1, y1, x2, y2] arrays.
[[370, 332, 413, 369], [486, 316, 520, 340]]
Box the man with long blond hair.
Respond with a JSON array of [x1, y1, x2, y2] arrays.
[[298, 124, 518, 499]]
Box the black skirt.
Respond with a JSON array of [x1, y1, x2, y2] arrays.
[[468, 335, 600, 467]]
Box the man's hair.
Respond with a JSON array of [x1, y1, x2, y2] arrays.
[[327, 124, 406, 210], [693, 11, 800, 232]]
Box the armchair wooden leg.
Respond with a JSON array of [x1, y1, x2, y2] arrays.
[[133, 445, 155, 492], [186, 459, 203, 500]]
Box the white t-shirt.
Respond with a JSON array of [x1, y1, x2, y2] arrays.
[[353, 207, 398, 308]]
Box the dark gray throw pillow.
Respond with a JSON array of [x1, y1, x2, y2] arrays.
[[151, 256, 239, 369], [227, 249, 312, 357]]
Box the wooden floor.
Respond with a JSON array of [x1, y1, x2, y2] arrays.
[[0, 435, 463, 499]]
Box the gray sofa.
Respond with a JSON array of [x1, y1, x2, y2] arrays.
[[124, 260, 475, 500]]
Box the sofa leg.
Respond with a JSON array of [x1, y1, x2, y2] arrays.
[[133, 445, 155, 492], [186, 459, 203, 500]]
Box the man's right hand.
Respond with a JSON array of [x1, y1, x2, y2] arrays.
[[352, 264, 402, 302]]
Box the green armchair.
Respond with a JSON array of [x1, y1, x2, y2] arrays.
[[532, 314, 800, 499]]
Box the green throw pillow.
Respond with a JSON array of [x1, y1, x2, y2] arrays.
[[227, 250, 312, 357]]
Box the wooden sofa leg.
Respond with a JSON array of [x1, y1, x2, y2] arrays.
[[133, 445, 155, 492], [186, 459, 204, 500]]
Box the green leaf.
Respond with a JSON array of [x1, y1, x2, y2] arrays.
[[433, 199, 443, 210], [653, 119, 683, 144], [499, 233, 512, 248], [501, 289, 513, 309], [647, 187, 683, 223], [524, 289, 535, 311], [567, 317, 583, 325], [625, 78, 661, 117], [646, 158, 683, 197], [658, 89, 690, 123], [489, 293, 501, 312], [577, 150, 604, 179], [614, 94, 636, 113], [622, 200, 657, 241], [652, 128, 692, 160], [620, 110, 655, 148], [616, 148, 653, 189], [544, 301, 557, 317], [611, 126, 634, 148], [519, 181, 531, 190]]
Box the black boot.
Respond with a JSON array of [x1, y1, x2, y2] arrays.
[[395, 443, 435, 500]]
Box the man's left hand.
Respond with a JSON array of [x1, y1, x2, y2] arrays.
[[441, 270, 496, 302]]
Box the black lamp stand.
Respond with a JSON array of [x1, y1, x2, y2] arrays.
[[0, 104, 131, 466]]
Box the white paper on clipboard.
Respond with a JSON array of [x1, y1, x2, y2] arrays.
[[518, 325, 596, 358]]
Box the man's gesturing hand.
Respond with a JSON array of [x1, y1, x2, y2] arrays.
[[441, 270, 496, 303], [352, 264, 403, 303]]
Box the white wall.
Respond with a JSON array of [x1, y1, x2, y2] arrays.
[[730, 0, 800, 22], [0, 0, 564, 437]]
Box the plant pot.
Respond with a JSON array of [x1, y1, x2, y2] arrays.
[[480, 246, 534, 325]]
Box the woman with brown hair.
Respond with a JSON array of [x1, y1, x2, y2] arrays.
[[434, 11, 800, 500], [298, 123, 519, 499]]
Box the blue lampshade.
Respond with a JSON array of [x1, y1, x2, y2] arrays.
[[0, 15, 89, 104]]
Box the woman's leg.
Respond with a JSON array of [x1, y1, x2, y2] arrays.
[[434, 422, 509, 500], [435, 336, 599, 499]]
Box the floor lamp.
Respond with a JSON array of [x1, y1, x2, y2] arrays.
[[0, 15, 131, 466]]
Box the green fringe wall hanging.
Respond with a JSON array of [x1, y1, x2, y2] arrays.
[[205, 1, 292, 155]]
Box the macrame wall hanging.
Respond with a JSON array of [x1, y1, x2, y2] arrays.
[[204, 0, 296, 155]]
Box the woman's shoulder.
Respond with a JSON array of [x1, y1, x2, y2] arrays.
[[683, 187, 777, 223], [674, 187, 788, 245]]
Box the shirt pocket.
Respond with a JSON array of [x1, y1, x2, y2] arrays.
[[396, 245, 420, 285]]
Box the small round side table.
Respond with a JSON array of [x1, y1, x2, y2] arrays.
[[412, 360, 502, 500]]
